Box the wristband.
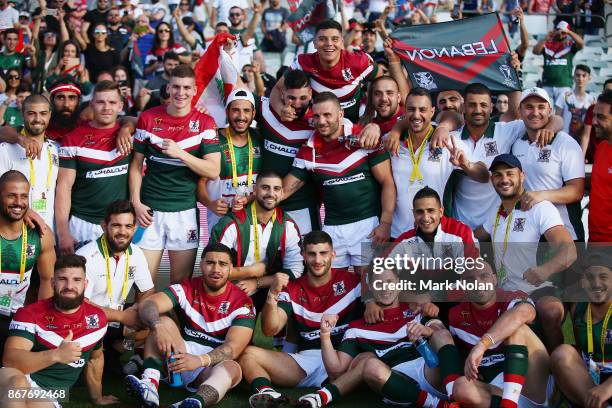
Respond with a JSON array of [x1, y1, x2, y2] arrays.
[[199, 354, 211, 367], [480, 333, 495, 349], [320, 332, 331, 338]]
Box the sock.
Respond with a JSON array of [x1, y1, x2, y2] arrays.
[[142, 358, 163, 389], [381, 372, 441, 407], [490, 395, 502, 408], [500, 345, 528, 408], [251, 377, 274, 394], [438, 344, 462, 398], [317, 384, 341, 405]]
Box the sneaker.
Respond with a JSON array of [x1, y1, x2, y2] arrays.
[[125, 375, 160, 407], [297, 393, 323, 408], [248, 390, 290, 408], [169, 397, 203, 408]]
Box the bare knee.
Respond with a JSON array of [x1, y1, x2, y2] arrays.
[[362, 359, 390, 389], [349, 352, 376, 369], [430, 329, 454, 350], [220, 360, 242, 385], [506, 324, 533, 345], [238, 346, 264, 367], [550, 344, 580, 371], [536, 300, 564, 326], [0, 367, 29, 389], [451, 376, 480, 406]]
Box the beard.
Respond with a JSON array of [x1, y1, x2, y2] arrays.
[[52, 108, 79, 129], [256, 195, 277, 211], [107, 235, 131, 253], [53, 289, 85, 310], [0, 204, 27, 221], [24, 121, 47, 137]]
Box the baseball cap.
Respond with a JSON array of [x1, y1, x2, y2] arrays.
[[556, 21, 570, 31], [519, 87, 552, 107], [225, 88, 255, 108], [19, 11, 30, 18], [489, 153, 522, 171]]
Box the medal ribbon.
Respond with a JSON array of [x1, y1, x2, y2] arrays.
[[29, 145, 53, 191], [587, 302, 612, 366], [250, 203, 276, 263], [492, 206, 513, 282], [0, 223, 28, 282], [225, 128, 253, 189], [100, 236, 130, 304], [405, 126, 434, 183]]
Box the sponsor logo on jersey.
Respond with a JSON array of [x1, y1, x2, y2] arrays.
[[252, 146, 261, 156], [85, 164, 129, 179], [0, 278, 19, 285], [186, 229, 198, 243], [484, 141, 498, 156], [403, 309, 414, 318], [184, 327, 222, 343], [427, 148, 442, 162], [86, 314, 100, 329], [300, 324, 348, 340], [218, 301, 230, 314], [537, 149, 551, 163], [264, 140, 298, 158], [45, 315, 58, 329], [189, 120, 200, 133], [321, 173, 366, 186], [513, 218, 526, 232], [84, 134, 95, 146], [332, 281, 345, 296], [153, 117, 163, 132], [374, 341, 410, 357], [69, 358, 86, 368]]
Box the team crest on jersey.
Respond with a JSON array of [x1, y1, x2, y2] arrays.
[[513, 218, 526, 232], [128, 266, 136, 280], [51, 154, 59, 166], [606, 329, 612, 344], [26, 244, 36, 258], [484, 141, 499, 156], [84, 134, 95, 146], [85, 314, 100, 329], [189, 120, 200, 133], [537, 149, 551, 163], [153, 117, 163, 132], [218, 301, 230, 314], [332, 281, 345, 296], [403, 309, 414, 318], [186, 229, 198, 243], [44, 314, 57, 329], [252, 146, 261, 156], [427, 147, 442, 162], [342, 68, 353, 81]]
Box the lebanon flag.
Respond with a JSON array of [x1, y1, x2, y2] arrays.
[[391, 13, 520, 93], [193, 33, 239, 127], [287, 0, 337, 44]]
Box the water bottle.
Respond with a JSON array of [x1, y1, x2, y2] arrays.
[[168, 352, 183, 387], [132, 210, 153, 244], [415, 337, 439, 368]]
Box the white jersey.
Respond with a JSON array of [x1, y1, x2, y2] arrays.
[[483, 200, 563, 294], [389, 132, 472, 238], [0, 141, 60, 231], [452, 120, 526, 229], [511, 131, 585, 240], [78, 237, 154, 312]]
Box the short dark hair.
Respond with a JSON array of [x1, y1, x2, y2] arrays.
[[0, 170, 29, 192], [575, 64, 591, 75], [315, 19, 343, 35], [104, 200, 136, 224], [597, 90, 612, 107], [256, 170, 283, 183], [370, 75, 399, 91], [604, 78, 612, 89], [284, 69, 310, 90], [171, 64, 195, 79], [312, 91, 340, 109], [412, 186, 441, 207], [302, 230, 333, 249], [201, 242, 236, 265], [22, 94, 51, 114], [407, 87, 433, 106], [215, 22, 229, 29], [463, 82, 492, 99], [164, 51, 180, 62], [54, 254, 87, 274], [93, 80, 121, 98], [3, 28, 19, 38]]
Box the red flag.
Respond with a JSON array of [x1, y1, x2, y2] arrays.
[[193, 32, 236, 107], [16, 28, 24, 53]]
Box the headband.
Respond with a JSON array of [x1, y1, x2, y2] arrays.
[[50, 84, 82, 97]]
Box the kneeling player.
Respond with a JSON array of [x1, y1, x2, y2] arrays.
[[449, 263, 552, 408], [551, 252, 612, 408], [125, 243, 255, 408], [298, 268, 461, 408]]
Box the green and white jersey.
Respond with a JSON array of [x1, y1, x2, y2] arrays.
[[0, 52, 25, 73], [542, 40, 578, 88], [134, 105, 218, 212], [59, 123, 130, 224]]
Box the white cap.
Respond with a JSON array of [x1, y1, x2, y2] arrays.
[[519, 87, 552, 107], [225, 88, 255, 109], [556, 21, 570, 31]]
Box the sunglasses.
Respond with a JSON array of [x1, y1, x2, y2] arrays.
[[229, 13, 242, 17], [94, 30, 107, 34], [158, 29, 170, 33], [8, 75, 20, 80], [180, 2, 190, 5]]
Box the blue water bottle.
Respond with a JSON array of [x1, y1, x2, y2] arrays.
[[415, 337, 439, 368], [168, 352, 183, 387], [132, 210, 153, 244]]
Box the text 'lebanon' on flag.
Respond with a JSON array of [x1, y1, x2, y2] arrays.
[[287, 0, 338, 44]]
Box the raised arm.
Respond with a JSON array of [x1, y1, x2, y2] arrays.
[[319, 315, 355, 377], [261, 273, 290, 336]]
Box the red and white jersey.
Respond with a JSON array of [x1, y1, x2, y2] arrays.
[[278, 268, 362, 351], [375, 106, 405, 137]]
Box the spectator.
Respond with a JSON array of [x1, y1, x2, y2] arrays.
[[0, 0, 18, 31], [228, 5, 266, 72], [106, 7, 130, 54], [554, 0, 578, 26], [81, 0, 111, 43], [78, 23, 122, 83], [30, 7, 69, 93], [144, 21, 189, 77], [173, 7, 205, 53], [528, 0, 555, 12], [0, 67, 27, 105], [479, 0, 498, 13], [0, 83, 29, 128], [458, 0, 480, 17], [555, 64, 595, 141], [579, 0, 605, 35], [580, 79, 612, 161], [111, 65, 136, 116], [0, 28, 35, 74], [210, 0, 249, 27], [494, 93, 510, 120], [46, 40, 93, 95], [136, 51, 179, 111], [533, 21, 584, 102], [261, 0, 288, 52], [147, 0, 170, 27], [361, 23, 383, 61], [172, 0, 194, 35]]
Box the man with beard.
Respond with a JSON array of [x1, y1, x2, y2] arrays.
[[46, 79, 84, 143], [77, 200, 154, 373], [436, 90, 464, 114], [125, 243, 255, 408], [56, 81, 131, 254], [449, 262, 552, 408], [0, 254, 115, 407], [283, 92, 394, 275], [0, 171, 55, 359], [240, 231, 362, 408], [130, 64, 220, 285], [551, 251, 612, 408], [475, 154, 576, 351], [0, 95, 59, 231], [198, 89, 263, 233], [227, 5, 266, 72], [210, 171, 303, 308], [297, 267, 459, 408], [588, 91, 612, 243]]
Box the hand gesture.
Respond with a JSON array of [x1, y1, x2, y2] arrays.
[[406, 322, 433, 342], [510, 51, 521, 71], [384, 127, 402, 156], [382, 38, 400, 64], [446, 137, 469, 168], [320, 314, 339, 334], [364, 301, 385, 324], [511, 6, 524, 21], [368, 222, 390, 245], [210, 199, 230, 217], [523, 266, 547, 287], [167, 351, 204, 373], [173, 6, 182, 19], [252, 61, 261, 75], [135, 203, 154, 228], [534, 128, 553, 147], [18, 131, 42, 159], [464, 341, 486, 380], [232, 195, 248, 212], [431, 125, 451, 150], [280, 99, 297, 122], [161, 139, 184, 159], [55, 331, 82, 364], [359, 123, 382, 149], [253, 2, 263, 14], [269, 272, 289, 295], [236, 278, 258, 295]]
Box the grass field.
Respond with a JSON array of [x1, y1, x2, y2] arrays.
[[61, 314, 576, 407]]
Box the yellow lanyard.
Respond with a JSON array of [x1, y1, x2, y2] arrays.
[[492, 206, 513, 275], [225, 128, 253, 189], [405, 126, 434, 183], [250, 203, 276, 263], [0, 223, 28, 282], [587, 302, 612, 366], [100, 236, 130, 304], [28, 144, 53, 192]]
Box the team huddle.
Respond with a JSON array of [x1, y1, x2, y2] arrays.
[[0, 17, 610, 408]]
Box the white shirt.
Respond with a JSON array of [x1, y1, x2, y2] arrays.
[[0, 6, 19, 30], [453, 120, 526, 229], [389, 132, 472, 238], [483, 200, 563, 294], [511, 131, 585, 240], [215, 0, 249, 24], [79, 238, 154, 311], [554, 90, 596, 136], [0, 141, 59, 231]]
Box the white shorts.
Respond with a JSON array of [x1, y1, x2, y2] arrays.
[[180, 341, 214, 392], [25, 374, 62, 408], [69, 215, 103, 250], [288, 349, 328, 388], [387, 358, 447, 405], [323, 216, 378, 268], [286, 208, 315, 235], [490, 372, 555, 407], [138, 208, 199, 251]]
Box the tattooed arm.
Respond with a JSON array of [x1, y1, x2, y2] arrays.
[[282, 174, 306, 202], [202, 326, 254, 366], [138, 292, 176, 357]]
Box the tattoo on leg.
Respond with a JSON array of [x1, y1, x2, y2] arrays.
[[197, 384, 219, 406]]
